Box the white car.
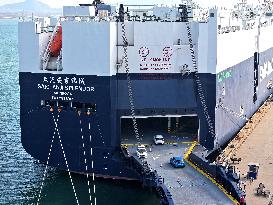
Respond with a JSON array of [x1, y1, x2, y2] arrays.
[[154, 135, 165, 145], [136, 145, 147, 159]]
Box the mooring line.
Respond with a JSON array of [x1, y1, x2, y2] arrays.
[[88, 121, 96, 204], [97, 123, 105, 146], [79, 119, 93, 205], [94, 114, 105, 146], [53, 114, 80, 205], [36, 114, 59, 204]]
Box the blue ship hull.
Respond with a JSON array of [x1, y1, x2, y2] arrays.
[[19, 72, 216, 178], [216, 47, 273, 147], [19, 45, 273, 178]]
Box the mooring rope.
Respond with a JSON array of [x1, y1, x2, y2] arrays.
[[79, 117, 95, 205], [36, 114, 59, 204], [53, 113, 80, 205]]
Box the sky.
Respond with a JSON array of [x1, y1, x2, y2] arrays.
[[0, 0, 261, 8]]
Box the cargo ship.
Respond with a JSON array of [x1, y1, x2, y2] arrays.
[[19, 0, 273, 183]]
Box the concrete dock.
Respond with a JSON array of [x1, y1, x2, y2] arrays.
[[234, 101, 273, 205], [219, 99, 273, 205]]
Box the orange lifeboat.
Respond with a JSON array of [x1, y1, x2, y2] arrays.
[[49, 26, 62, 57]]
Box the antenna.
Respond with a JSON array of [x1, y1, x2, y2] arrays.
[[92, 0, 103, 5]]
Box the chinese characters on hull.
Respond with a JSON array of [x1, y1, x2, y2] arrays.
[[37, 76, 95, 101]]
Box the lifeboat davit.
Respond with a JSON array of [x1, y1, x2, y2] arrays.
[[49, 26, 62, 57]]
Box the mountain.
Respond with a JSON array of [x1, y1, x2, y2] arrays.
[[0, 0, 62, 15]]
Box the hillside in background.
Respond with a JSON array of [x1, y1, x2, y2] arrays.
[[0, 0, 61, 17]]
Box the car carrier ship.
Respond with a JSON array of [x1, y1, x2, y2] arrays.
[[18, 0, 273, 202]]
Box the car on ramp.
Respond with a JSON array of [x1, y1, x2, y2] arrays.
[[153, 135, 165, 145], [170, 156, 186, 168], [136, 145, 148, 159]]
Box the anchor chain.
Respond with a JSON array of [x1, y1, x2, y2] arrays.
[[36, 114, 59, 204], [219, 104, 249, 121], [186, 21, 250, 154], [36, 113, 80, 205], [186, 22, 216, 139], [121, 21, 141, 144], [53, 113, 80, 205], [94, 113, 106, 146]]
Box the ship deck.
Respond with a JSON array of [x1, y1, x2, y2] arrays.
[[126, 142, 234, 205]]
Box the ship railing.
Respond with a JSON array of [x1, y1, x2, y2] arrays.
[[41, 18, 61, 70]]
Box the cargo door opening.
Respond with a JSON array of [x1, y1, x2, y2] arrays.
[[120, 115, 199, 146]]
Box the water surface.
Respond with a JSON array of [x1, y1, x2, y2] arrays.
[[0, 19, 159, 205]]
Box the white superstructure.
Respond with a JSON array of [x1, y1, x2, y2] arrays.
[[18, 1, 273, 78]]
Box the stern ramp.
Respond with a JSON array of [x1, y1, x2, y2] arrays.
[[125, 143, 234, 205]]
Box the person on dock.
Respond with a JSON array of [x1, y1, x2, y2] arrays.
[[249, 177, 254, 184], [237, 170, 241, 180], [239, 195, 246, 205], [149, 144, 152, 152], [241, 181, 246, 190]]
